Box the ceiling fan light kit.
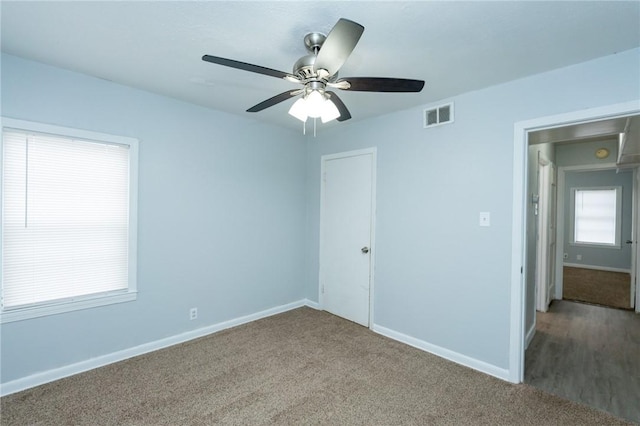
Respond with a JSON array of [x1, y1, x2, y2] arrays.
[[288, 95, 340, 123], [202, 18, 425, 130], [288, 82, 341, 124]]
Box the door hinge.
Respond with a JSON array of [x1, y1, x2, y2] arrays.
[[520, 266, 523, 274], [321, 284, 325, 294]]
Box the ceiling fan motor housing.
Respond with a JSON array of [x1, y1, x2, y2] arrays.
[[294, 32, 337, 83], [293, 54, 318, 80]]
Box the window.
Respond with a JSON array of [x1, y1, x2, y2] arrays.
[[571, 187, 621, 248], [1, 118, 138, 322]]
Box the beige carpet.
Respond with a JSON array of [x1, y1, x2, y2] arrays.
[[1, 308, 631, 425], [563, 266, 631, 309]]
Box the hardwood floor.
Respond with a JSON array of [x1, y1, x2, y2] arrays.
[[525, 300, 640, 423]]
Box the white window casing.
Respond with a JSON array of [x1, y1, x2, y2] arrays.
[[570, 186, 622, 249], [1, 118, 138, 323]]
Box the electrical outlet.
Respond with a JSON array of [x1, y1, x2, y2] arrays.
[[576, 254, 582, 261], [189, 307, 197, 320]]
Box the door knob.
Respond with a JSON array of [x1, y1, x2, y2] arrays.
[[361, 246, 369, 254], [626, 240, 634, 244]]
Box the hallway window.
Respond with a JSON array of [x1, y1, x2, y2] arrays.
[[571, 187, 621, 247]]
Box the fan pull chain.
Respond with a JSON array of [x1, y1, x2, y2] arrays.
[[314, 117, 317, 137]]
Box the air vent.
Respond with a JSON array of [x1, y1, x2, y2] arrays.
[[424, 103, 454, 128]]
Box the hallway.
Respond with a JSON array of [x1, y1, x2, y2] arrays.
[[525, 300, 640, 423]]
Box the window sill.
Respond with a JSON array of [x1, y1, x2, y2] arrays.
[[0, 291, 137, 323]]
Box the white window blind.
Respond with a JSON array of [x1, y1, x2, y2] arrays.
[[2, 129, 131, 310], [574, 188, 618, 245]]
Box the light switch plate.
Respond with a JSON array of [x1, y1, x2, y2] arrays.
[[479, 212, 490, 227]]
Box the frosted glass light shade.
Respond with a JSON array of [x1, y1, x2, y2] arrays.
[[321, 99, 340, 123], [288, 98, 308, 122], [306, 90, 325, 118]]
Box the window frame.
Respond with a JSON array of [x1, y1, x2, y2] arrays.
[[570, 186, 622, 249], [1, 117, 138, 323]]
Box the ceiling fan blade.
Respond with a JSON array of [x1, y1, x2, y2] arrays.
[[314, 19, 364, 76], [202, 55, 291, 79], [247, 90, 300, 113], [326, 91, 352, 122], [338, 77, 425, 92]]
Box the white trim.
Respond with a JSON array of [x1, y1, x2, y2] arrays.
[[509, 119, 527, 383], [304, 299, 320, 310], [0, 117, 139, 322], [632, 168, 638, 311], [1, 117, 138, 146], [318, 147, 377, 329], [321, 147, 377, 162], [511, 100, 640, 384], [525, 322, 536, 350], [369, 149, 377, 328], [636, 168, 640, 312], [569, 186, 623, 248], [373, 324, 510, 381], [0, 291, 136, 323], [0, 299, 317, 397], [563, 263, 631, 274]]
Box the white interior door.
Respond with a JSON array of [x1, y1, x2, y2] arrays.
[[319, 149, 375, 327], [536, 159, 554, 312], [547, 164, 557, 305]]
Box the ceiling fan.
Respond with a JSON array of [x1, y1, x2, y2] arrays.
[[202, 18, 425, 125]]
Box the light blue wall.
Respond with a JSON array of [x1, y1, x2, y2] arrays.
[[562, 169, 633, 269], [305, 48, 640, 370], [0, 54, 307, 383]]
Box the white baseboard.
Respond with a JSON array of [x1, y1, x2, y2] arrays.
[[372, 324, 511, 382], [525, 322, 536, 350], [1, 298, 317, 397], [304, 299, 320, 310], [563, 263, 630, 274]]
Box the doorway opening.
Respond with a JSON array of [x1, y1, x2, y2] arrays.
[[511, 100, 640, 383], [558, 166, 635, 311], [512, 102, 640, 422]]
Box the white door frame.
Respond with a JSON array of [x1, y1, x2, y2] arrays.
[[510, 100, 640, 383], [318, 147, 377, 328]]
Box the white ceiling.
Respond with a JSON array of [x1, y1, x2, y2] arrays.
[[2, 1, 639, 131]]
